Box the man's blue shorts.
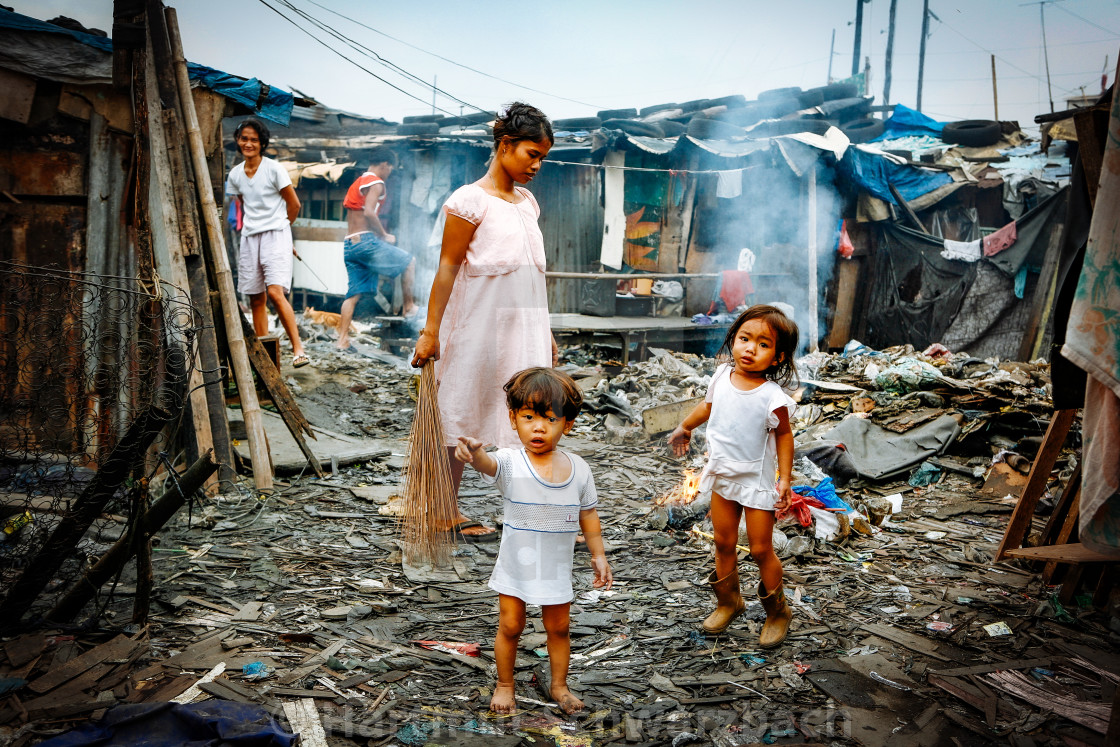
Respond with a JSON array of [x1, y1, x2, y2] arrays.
[[343, 232, 413, 299]]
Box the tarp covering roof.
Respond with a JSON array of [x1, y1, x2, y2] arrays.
[[0, 8, 294, 125]]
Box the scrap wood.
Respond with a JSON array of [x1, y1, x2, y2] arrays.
[[26, 634, 142, 694], [929, 657, 1055, 678], [171, 662, 226, 704], [985, 669, 1111, 733], [858, 622, 954, 662], [282, 698, 328, 747]]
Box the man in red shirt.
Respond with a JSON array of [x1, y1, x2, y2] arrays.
[[337, 147, 417, 350]]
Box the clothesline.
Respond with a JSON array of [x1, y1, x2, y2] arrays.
[[543, 160, 762, 176]]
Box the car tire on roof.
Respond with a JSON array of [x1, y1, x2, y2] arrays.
[[553, 116, 602, 131], [841, 118, 885, 143], [706, 94, 748, 110], [687, 118, 745, 140], [806, 82, 860, 102], [658, 120, 686, 137], [758, 86, 802, 101], [402, 114, 444, 123], [797, 90, 825, 109], [601, 119, 665, 137], [597, 108, 638, 120], [639, 102, 679, 116], [747, 118, 832, 139], [941, 119, 1001, 147]]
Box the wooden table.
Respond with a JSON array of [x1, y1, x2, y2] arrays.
[[550, 313, 730, 364]]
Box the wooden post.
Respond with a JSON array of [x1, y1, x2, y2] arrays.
[[917, 0, 930, 112], [601, 150, 626, 270], [994, 409, 1078, 561], [807, 167, 819, 353], [888, 183, 928, 234], [1018, 222, 1064, 361], [991, 54, 1000, 121], [164, 7, 272, 491], [883, 0, 897, 108]]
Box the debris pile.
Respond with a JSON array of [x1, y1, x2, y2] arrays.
[[1, 342, 1115, 747]]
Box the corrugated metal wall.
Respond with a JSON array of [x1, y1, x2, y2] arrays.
[[534, 159, 603, 313]]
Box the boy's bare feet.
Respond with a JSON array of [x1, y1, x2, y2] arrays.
[[490, 682, 516, 714], [550, 685, 584, 715]]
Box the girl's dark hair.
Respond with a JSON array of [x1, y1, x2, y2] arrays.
[[367, 146, 398, 168], [504, 367, 582, 421], [718, 305, 800, 388], [234, 118, 270, 153], [492, 102, 553, 149]]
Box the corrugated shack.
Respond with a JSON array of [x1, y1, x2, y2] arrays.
[[259, 82, 1071, 362]]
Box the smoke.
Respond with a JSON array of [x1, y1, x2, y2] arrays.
[[701, 156, 844, 355]]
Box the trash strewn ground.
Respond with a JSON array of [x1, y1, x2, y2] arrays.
[[1, 324, 1116, 747]]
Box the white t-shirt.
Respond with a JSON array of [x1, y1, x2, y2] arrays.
[[698, 364, 797, 509], [482, 448, 598, 605], [226, 157, 293, 236]]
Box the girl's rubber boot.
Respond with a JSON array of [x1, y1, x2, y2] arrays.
[[701, 570, 746, 634], [757, 580, 792, 648]]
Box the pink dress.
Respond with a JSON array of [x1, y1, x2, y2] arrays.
[[435, 183, 551, 448]]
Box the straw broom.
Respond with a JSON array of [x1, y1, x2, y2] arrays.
[[399, 363, 459, 565]]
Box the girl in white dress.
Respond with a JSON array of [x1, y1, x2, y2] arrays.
[[669, 305, 799, 648], [456, 368, 612, 715]]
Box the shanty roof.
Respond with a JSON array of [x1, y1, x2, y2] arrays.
[[0, 8, 296, 125]]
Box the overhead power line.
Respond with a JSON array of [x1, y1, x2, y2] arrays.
[[1052, 3, 1120, 37], [254, 0, 461, 114], [300, 0, 597, 110]]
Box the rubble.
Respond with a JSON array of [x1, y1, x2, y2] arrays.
[[1, 340, 1116, 747]]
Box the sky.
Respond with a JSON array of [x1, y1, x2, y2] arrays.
[[18, 0, 1120, 135]]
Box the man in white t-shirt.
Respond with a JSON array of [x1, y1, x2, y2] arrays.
[[226, 118, 309, 367]]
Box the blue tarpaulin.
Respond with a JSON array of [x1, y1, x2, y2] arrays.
[[0, 9, 293, 125], [878, 104, 946, 141], [36, 701, 297, 747], [836, 145, 954, 204]]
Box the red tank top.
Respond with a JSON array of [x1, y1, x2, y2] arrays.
[[343, 173, 385, 212]]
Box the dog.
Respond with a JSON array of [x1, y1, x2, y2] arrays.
[[303, 307, 355, 334]]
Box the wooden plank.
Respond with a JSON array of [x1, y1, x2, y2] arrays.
[[239, 314, 323, 479], [171, 662, 227, 704], [888, 182, 927, 233], [1041, 465, 1081, 546], [1018, 222, 1065, 361], [929, 657, 1055, 678], [642, 397, 703, 437], [3, 634, 46, 668], [1042, 487, 1081, 583], [26, 635, 138, 694], [283, 698, 329, 747], [859, 622, 951, 661], [1004, 542, 1120, 563], [986, 669, 1109, 733], [231, 600, 264, 622], [1074, 108, 1104, 208], [826, 257, 861, 349], [994, 409, 1077, 561], [0, 68, 35, 124]]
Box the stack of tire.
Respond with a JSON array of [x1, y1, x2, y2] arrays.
[[396, 114, 444, 136]]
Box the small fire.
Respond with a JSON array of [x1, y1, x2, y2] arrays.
[[656, 469, 702, 506]]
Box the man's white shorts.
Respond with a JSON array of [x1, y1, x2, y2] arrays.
[[238, 225, 293, 295]]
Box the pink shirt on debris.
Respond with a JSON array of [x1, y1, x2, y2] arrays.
[[434, 183, 551, 448]]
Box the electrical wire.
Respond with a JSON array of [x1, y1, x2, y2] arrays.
[[253, 0, 462, 115], [928, 15, 1059, 89], [1052, 3, 1120, 38], [271, 0, 486, 115], [298, 0, 598, 110]]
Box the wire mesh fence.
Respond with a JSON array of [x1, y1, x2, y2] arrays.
[[0, 260, 199, 627]]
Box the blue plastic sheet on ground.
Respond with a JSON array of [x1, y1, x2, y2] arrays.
[[877, 104, 946, 141], [36, 701, 297, 747], [836, 145, 953, 205], [792, 477, 851, 512]]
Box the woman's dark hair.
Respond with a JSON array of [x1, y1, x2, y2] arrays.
[[718, 304, 800, 388], [492, 102, 553, 149], [504, 367, 582, 421], [234, 117, 270, 153]]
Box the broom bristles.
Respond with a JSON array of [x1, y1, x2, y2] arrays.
[[399, 363, 459, 565]]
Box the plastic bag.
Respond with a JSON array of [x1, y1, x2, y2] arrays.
[[792, 477, 851, 512]]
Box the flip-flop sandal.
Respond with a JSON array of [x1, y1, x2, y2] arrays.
[[450, 521, 499, 543], [292, 354, 312, 368]]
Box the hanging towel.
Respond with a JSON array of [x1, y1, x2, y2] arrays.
[[720, 270, 754, 311], [982, 220, 1017, 257], [715, 170, 743, 199], [940, 238, 982, 262]]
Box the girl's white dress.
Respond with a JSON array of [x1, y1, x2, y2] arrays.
[[482, 448, 598, 605], [699, 364, 797, 511]]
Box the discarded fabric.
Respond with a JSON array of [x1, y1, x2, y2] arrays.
[[982, 220, 1017, 256], [940, 238, 981, 262]]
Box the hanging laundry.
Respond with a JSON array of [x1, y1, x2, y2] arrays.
[[719, 270, 754, 311], [982, 220, 1018, 256], [940, 238, 982, 262], [715, 169, 743, 199], [836, 219, 854, 259]]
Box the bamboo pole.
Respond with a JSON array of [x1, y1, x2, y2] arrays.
[[164, 7, 272, 490]]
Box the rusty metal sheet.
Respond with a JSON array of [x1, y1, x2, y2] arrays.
[[1, 150, 85, 197]]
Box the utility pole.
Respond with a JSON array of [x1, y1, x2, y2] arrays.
[[1021, 0, 1062, 112], [432, 75, 437, 115], [852, 0, 865, 76], [916, 0, 930, 112], [991, 55, 1000, 120], [883, 0, 898, 108], [828, 28, 836, 82]]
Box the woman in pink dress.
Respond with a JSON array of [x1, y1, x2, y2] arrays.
[[412, 103, 557, 541]]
